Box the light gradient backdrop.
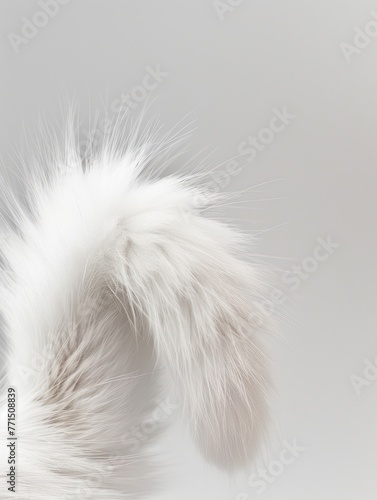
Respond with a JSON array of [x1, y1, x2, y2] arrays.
[[1, 1, 376, 498]]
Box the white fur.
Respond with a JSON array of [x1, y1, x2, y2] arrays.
[[0, 117, 270, 498]]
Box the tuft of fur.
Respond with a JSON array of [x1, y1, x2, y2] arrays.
[[0, 114, 271, 498]]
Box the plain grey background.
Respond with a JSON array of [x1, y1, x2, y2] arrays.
[[1, 1, 377, 499]]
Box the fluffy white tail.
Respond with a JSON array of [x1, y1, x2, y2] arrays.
[[0, 124, 270, 498]]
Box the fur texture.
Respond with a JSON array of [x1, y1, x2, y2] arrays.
[[0, 116, 270, 498]]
